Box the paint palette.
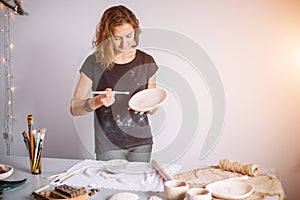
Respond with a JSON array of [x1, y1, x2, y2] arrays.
[[129, 88, 167, 112]]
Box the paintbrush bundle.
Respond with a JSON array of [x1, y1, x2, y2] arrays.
[[21, 115, 46, 174]]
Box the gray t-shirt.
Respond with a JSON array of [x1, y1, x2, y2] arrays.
[[80, 49, 158, 154]]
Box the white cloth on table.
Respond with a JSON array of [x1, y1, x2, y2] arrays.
[[50, 159, 181, 192]]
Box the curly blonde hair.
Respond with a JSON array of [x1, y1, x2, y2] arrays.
[[93, 5, 141, 69]]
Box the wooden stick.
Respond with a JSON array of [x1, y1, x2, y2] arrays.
[[54, 173, 74, 183], [33, 184, 50, 194], [44, 172, 65, 179], [151, 160, 174, 181], [60, 173, 74, 183]]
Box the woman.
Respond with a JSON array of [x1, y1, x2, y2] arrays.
[[70, 5, 158, 162]]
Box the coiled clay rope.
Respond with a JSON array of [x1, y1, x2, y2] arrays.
[[219, 159, 259, 176]]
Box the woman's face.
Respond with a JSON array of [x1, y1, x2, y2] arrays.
[[112, 23, 135, 54]]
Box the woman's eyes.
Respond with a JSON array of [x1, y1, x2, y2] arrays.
[[126, 33, 133, 38], [114, 33, 133, 40]]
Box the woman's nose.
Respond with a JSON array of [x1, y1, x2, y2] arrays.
[[119, 38, 126, 48]]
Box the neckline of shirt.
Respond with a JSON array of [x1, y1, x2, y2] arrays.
[[114, 49, 140, 66]]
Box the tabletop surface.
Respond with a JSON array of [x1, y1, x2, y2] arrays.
[[0, 155, 166, 200], [0, 155, 279, 200]]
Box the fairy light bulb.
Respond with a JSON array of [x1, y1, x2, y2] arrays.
[[9, 43, 14, 49], [10, 87, 15, 92]]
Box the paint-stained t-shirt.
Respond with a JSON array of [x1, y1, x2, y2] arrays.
[[79, 49, 158, 154]]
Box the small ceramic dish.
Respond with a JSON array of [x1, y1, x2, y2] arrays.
[[0, 164, 13, 180], [205, 181, 254, 200], [108, 192, 139, 200], [128, 88, 167, 112], [186, 188, 212, 200], [106, 159, 129, 174]]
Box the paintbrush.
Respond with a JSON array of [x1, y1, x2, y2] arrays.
[[27, 115, 35, 161], [27, 115, 33, 134], [21, 130, 30, 155], [34, 128, 46, 170], [92, 91, 129, 95]]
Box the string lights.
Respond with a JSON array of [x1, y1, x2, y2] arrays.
[[1, 1, 27, 155], [1, 5, 14, 155]]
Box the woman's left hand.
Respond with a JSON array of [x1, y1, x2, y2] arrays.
[[128, 107, 158, 115]]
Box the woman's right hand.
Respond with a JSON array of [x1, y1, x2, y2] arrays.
[[94, 88, 115, 107]]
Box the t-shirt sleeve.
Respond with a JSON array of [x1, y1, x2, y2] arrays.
[[147, 55, 159, 79], [79, 54, 96, 81]]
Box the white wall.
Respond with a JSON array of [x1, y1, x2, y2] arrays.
[[0, 0, 300, 199]]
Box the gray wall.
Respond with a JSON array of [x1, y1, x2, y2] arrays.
[[1, 0, 300, 199]]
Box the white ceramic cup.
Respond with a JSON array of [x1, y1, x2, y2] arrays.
[[164, 180, 189, 200], [186, 188, 212, 200]]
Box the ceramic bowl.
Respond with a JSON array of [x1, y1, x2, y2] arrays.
[[186, 188, 212, 200], [0, 164, 13, 180], [164, 180, 189, 200], [205, 181, 254, 200]]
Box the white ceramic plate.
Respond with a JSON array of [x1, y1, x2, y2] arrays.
[[128, 88, 167, 112], [206, 181, 254, 200], [0, 164, 13, 180], [106, 159, 129, 174]]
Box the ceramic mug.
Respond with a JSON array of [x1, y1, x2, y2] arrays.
[[164, 180, 189, 200], [186, 188, 212, 200]]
